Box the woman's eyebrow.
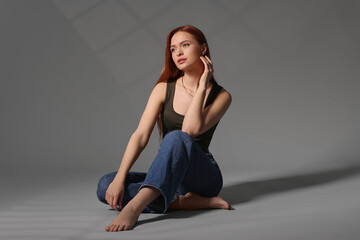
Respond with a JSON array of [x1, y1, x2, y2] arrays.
[[170, 40, 191, 48]]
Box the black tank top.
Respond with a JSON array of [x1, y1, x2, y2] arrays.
[[161, 77, 224, 153]]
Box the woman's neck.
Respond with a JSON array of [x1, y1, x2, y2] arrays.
[[182, 68, 203, 91]]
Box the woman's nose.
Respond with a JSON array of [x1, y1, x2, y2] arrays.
[[176, 49, 183, 56]]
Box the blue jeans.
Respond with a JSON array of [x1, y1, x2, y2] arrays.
[[96, 130, 223, 213]]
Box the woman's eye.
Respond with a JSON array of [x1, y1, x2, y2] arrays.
[[170, 43, 189, 52]]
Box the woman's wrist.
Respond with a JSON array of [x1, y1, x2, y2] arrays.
[[196, 84, 207, 94], [113, 173, 126, 185]]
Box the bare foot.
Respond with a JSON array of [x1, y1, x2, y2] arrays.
[[105, 203, 141, 232], [170, 192, 231, 210], [208, 195, 232, 210]]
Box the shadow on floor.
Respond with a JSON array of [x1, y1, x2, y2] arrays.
[[135, 164, 360, 228], [220, 164, 360, 205]]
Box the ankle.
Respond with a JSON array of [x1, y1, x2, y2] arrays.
[[125, 201, 143, 215], [177, 195, 185, 209]]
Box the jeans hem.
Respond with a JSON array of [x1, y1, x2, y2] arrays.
[[138, 183, 169, 214]]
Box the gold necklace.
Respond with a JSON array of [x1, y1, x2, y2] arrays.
[[182, 76, 194, 97]]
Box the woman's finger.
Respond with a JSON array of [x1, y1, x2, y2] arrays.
[[105, 192, 109, 204], [202, 55, 210, 65], [112, 196, 119, 211], [200, 56, 209, 71], [205, 55, 212, 64], [109, 195, 113, 208], [118, 193, 123, 209], [205, 56, 213, 72], [203, 56, 213, 72]]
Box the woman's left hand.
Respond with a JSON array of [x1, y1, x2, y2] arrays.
[[199, 55, 213, 89]]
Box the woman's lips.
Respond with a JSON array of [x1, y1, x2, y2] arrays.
[[178, 59, 186, 64]]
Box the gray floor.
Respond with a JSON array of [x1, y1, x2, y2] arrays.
[[1, 166, 360, 240]]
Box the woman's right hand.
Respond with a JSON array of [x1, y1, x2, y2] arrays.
[[105, 180, 125, 211]]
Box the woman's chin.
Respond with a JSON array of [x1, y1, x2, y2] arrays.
[[177, 63, 195, 72], [177, 66, 186, 71]]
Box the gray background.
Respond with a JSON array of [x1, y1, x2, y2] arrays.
[[1, 0, 359, 239]]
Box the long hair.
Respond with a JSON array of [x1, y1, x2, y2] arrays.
[[155, 25, 217, 140]]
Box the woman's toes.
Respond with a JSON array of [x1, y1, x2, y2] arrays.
[[110, 225, 116, 232], [108, 225, 113, 232], [224, 201, 232, 210], [112, 225, 119, 232], [222, 200, 230, 209], [105, 224, 111, 231], [212, 197, 229, 209]]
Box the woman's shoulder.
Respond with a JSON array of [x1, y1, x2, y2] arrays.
[[219, 86, 231, 96], [214, 84, 232, 106], [154, 78, 177, 95], [151, 82, 167, 104], [154, 81, 166, 92], [212, 82, 231, 98]]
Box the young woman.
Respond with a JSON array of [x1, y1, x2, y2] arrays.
[[97, 25, 232, 232]]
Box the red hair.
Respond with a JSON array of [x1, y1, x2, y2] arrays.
[[155, 25, 217, 140]]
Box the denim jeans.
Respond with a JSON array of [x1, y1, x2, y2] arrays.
[[96, 130, 223, 213]]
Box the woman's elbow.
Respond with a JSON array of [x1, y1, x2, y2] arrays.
[[181, 127, 200, 138], [133, 130, 150, 149]]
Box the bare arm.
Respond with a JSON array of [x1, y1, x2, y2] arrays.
[[182, 88, 232, 137], [113, 82, 166, 184], [106, 82, 166, 210], [181, 84, 207, 135], [182, 56, 232, 137]]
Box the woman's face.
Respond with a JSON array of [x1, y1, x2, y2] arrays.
[[170, 31, 205, 71]]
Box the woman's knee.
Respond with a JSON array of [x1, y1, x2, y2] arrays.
[[96, 172, 116, 203], [163, 130, 191, 144], [160, 130, 192, 154]]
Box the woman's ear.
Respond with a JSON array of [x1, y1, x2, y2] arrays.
[[202, 43, 207, 55]]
